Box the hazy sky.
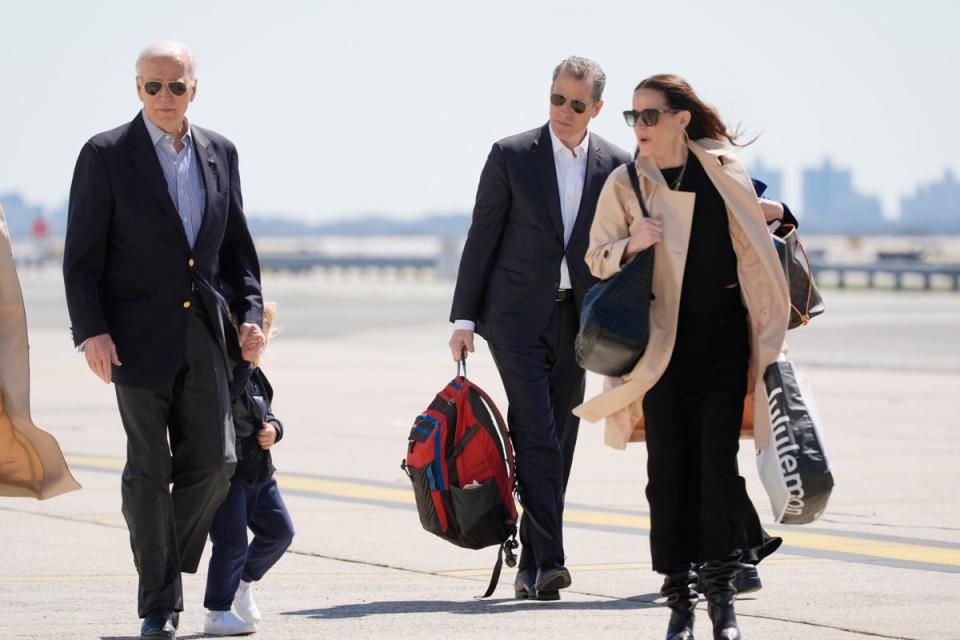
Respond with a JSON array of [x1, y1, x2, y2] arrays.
[[1, 0, 956, 221]]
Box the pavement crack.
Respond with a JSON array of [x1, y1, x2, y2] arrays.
[[729, 612, 919, 640]]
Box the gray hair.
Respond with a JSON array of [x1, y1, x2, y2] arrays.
[[552, 56, 606, 102], [135, 41, 198, 82]]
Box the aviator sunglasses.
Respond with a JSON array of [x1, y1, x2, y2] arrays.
[[141, 79, 190, 97], [550, 93, 588, 114], [623, 107, 680, 127]]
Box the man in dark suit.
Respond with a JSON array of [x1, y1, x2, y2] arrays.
[[63, 41, 264, 639], [449, 56, 631, 600]]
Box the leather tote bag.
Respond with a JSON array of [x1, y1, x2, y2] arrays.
[[575, 163, 654, 377]]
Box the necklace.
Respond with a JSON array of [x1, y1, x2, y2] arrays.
[[669, 151, 688, 190]]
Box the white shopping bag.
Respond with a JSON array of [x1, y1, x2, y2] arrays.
[[757, 358, 834, 524]]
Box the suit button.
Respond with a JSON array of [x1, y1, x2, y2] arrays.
[[183, 300, 191, 309], [603, 250, 610, 258], [188, 258, 195, 267]]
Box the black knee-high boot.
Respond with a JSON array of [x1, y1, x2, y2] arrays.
[[700, 555, 742, 640], [661, 566, 698, 640]]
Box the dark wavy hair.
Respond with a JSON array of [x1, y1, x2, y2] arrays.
[[635, 74, 754, 146]]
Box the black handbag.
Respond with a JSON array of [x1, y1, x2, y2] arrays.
[[575, 163, 654, 377], [772, 223, 824, 329]]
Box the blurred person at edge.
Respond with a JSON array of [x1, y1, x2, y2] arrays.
[[62, 40, 264, 640], [449, 56, 631, 601], [0, 202, 80, 499], [574, 74, 793, 640]]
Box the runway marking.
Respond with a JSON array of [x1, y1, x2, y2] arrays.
[[65, 455, 960, 574]]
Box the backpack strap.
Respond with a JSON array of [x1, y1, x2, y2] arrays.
[[478, 536, 519, 599], [469, 381, 553, 541], [469, 383, 515, 481]]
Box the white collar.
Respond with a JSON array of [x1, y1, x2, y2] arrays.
[[549, 125, 589, 159], [142, 110, 192, 146]]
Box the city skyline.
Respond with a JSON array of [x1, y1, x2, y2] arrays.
[[3, 154, 958, 239]]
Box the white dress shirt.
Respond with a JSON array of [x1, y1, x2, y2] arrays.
[[454, 126, 589, 333], [550, 125, 589, 290]]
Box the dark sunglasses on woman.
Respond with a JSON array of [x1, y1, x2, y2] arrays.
[[141, 80, 189, 97], [623, 108, 680, 127], [550, 93, 588, 114]]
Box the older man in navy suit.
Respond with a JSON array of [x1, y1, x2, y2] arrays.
[[63, 41, 264, 639], [449, 56, 631, 601]]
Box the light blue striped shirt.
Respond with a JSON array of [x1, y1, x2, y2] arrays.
[[142, 111, 206, 248]]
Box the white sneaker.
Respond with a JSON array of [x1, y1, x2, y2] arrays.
[[234, 580, 262, 623], [203, 609, 257, 635]]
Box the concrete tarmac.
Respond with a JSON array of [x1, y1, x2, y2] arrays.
[[2, 270, 958, 639]]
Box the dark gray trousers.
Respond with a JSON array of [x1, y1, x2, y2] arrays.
[[115, 298, 236, 617], [489, 296, 583, 571]]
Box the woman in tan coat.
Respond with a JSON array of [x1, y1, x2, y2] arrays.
[[574, 75, 790, 640]]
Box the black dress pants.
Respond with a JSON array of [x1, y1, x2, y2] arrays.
[[114, 296, 236, 617], [489, 296, 583, 571], [642, 289, 761, 573]]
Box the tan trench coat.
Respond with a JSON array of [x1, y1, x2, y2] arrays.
[[573, 138, 789, 452], [0, 203, 80, 498]]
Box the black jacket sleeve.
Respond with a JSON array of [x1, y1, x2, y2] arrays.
[[218, 144, 264, 328], [449, 143, 512, 323], [63, 142, 113, 346], [781, 202, 799, 229]]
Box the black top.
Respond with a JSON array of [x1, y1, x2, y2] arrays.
[[660, 154, 740, 302], [229, 363, 284, 482]]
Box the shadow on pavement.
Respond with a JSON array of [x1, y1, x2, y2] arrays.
[[284, 593, 662, 619]]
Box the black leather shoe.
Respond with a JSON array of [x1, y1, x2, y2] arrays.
[[141, 611, 176, 639], [515, 569, 560, 601], [535, 564, 571, 595], [734, 565, 762, 594], [514, 570, 535, 599]]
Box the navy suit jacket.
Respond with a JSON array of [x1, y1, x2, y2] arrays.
[[63, 112, 262, 387], [450, 123, 631, 346]]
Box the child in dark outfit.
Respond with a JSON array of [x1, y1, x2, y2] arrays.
[[203, 305, 295, 636]]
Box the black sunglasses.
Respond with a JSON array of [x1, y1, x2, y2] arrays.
[[623, 108, 680, 127], [142, 79, 189, 97], [550, 93, 588, 114]]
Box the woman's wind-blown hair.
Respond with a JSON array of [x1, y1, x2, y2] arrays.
[[635, 74, 756, 147]]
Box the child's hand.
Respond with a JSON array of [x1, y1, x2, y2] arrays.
[[258, 422, 278, 450]]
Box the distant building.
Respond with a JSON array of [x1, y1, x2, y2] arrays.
[[0, 193, 48, 239], [749, 159, 783, 201], [802, 159, 887, 233], [900, 170, 960, 233]]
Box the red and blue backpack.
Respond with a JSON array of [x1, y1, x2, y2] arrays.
[[402, 364, 518, 597]]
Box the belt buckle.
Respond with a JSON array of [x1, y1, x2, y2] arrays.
[[555, 288, 570, 302]]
